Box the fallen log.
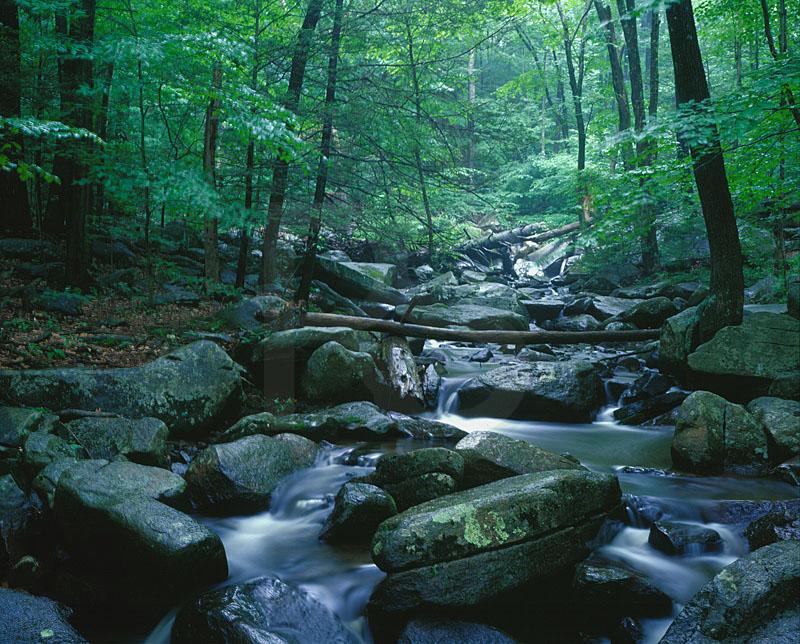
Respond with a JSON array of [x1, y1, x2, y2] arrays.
[[458, 221, 583, 256], [259, 310, 660, 345]]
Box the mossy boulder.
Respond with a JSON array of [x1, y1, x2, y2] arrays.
[[389, 414, 467, 441], [320, 482, 397, 543], [61, 416, 168, 467], [315, 256, 408, 304], [457, 361, 603, 422], [671, 391, 769, 474], [301, 342, 386, 405], [0, 341, 243, 438], [747, 397, 800, 461], [648, 521, 723, 555], [173, 576, 360, 643], [617, 296, 678, 329], [660, 540, 800, 644], [185, 434, 318, 513], [572, 560, 671, 617], [22, 430, 84, 479], [659, 307, 700, 376], [395, 302, 528, 331], [454, 431, 585, 487]]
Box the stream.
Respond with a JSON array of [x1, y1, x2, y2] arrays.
[[145, 343, 798, 644]]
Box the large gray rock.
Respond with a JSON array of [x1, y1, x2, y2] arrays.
[[671, 391, 769, 474], [0, 408, 59, 470], [217, 295, 286, 330], [550, 314, 602, 332], [22, 430, 84, 478], [398, 618, 518, 644], [173, 576, 360, 643], [342, 261, 396, 285], [369, 470, 620, 612], [0, 341, 242, 438], [61, 416, 168, 467], [315, 256, 408, 304], [389, 414, 467, 441], [457, 361, 603, 422], [686, 312, 800, 402], [617, 297, 678, 328], [660, 540, 800, 644], [301, 342, 386, 405], [395, 302, 529, 331], [54, 460, 227, 610], [454, 431, 585, 487], [0, 588, 87, 643], [572, 560, 671, 617], [659, 307, 700, 375], [320, 482, 397, 543], [185, 434, 318, 513], [747, 397, 800, 461]]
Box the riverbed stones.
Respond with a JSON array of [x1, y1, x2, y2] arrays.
[[660, 540, 800, 644], [185, 434, 318, 513], [301, 342, 386, 405], [173, 575, 360, 643], [686, 312, 800, 402], [389, 414, 467, 441], [454, 431, 585, 487], [671, 391, 769, 474], [397, 618, 519, 644], [369, 470, 621, 612], [0, 341, 243, 438], [61, 416, 168, 467], [457, 361, 603, 422], [746, 397, 800, 461], [648, 521, 723, 555], [320, 482, 397, 543], [0, 588, 87, 643], [572, 561, 671, 617], [395, 302, 529, 331], [613, 391, 687, 426], [744, 510, 800, 550], [549, 314, 602, 332], [54, 459, 227, 611]]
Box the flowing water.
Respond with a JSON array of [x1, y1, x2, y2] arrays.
[[145, 345, 798, 644]]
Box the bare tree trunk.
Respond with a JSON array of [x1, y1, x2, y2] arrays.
[[760, 0, 800, 127], [0, 0, 32, 236], [466, 49, 477, 172], [94, 61, 114, 218], [666, 0, 744, 340], [261, 0, 324, 289], [203, 63, 222, 282], [295, 0, 345, 304]]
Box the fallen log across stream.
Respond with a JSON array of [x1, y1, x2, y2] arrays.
[[259, 309, 661, 345]]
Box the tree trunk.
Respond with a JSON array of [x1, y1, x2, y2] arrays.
[[0, 0, 32, 236], [666, 0, 744, 340], [203, 63, 222, 282], [295, 0, 345, 304], [466, 49, 477, 171], [760, 0, 800, 127], [94, 61, 114, 218], [261, 0, 324, 288]]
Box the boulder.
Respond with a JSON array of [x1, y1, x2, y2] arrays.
[[22, 430, 84, 478], [395, 303, 528, 331], [671, 391, 769, 474], [185, 434, 318, 513], [747, 397, 800, 461], [389, 414, 467, 441], [54, 460, 227, 611], [0, 407, 59, 474], [217, 295, 286, 330], [0, 588, 87, 643], [613, 392, 687, 426], [550, 314, 602, 332], [369, 470, 621, 612], [521, 298, 565, 322], [0, 238, 61, 261], [397, 618, 518, 644], [172, 576, 360, 643], [744, 510, 800, 550], [381, 473, 458, 511], [30, 291, 84, 316], [320, 482, 397, 543], [315, 256, 408, 304], [0, 341, 243, 438], [313, 280, 368, 316], [342, 261, 397, 285], [61, 416, 168, 467], [620, 371, 678, 403], [457, 361, 603, 422], [648, 520, 723, 555], [301, 342, 386, 405], [686, 312, 800, 402], [617, 297, 678, 328], [572, 560, 671, 617], [373, 447, 465, 484], [454, 431, 585, 487], [659, 307, 700, 375], [1, 474, 42, 574], [588, 296, 644, 321], [660, 540, 800, 644]]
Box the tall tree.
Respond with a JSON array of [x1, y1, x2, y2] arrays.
[[203, 62, 222, 282], [261, 0, 324, 288], [296, 0, 345, 304], [666, 0, 743, 340], [0, 0, 32, 235]]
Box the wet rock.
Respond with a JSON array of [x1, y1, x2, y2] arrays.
[[620, 371, 677, 403], [686, 312, 800, 402], [421, 364, 442, 408], [22, 430, 84, 479], [389, 414, 467, 441], [414, 264, 435, 281], [61, 416, 168, 467], [515, 347, 558, 362], [521, 298, 565, 321], [744, 508, 800, 550], [185, 434, 318, 513], [671, 391, 769, 474], [217, 295, 286, 330], [454, 431, 585, 487], [31, 457, 80, 509], [457, 361, 603, 422], [397, 618, 518, 643], [648, 521, 723, 555], [0, 341, 243, 438], [396, 302, 528, 331], [369, 470, 621, 612], [373, 447, 465, 484], [746, 397, 800, 461], [315, 256, 408, 305], [613, 392, 687, 426], [320, 482, 397, 543], [616, 297, 678, 329], [1, 474, 42, 575], [173, 575, 359, 643], [469, 348, 493, 363], [0, 588, 87, 643], [301, 342, 386, 405], [0, 407, 59, 474], [549, 314, 602, 332], [382, 473, 458, 511], [343, 262, 396, 285], [572, 560, 671, 617], [660, 540, 800, 644], [245, 325, 359, 371], [54, 460, 227, 611]]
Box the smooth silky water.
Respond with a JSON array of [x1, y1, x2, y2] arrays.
[[146, 348, 798, 644]]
